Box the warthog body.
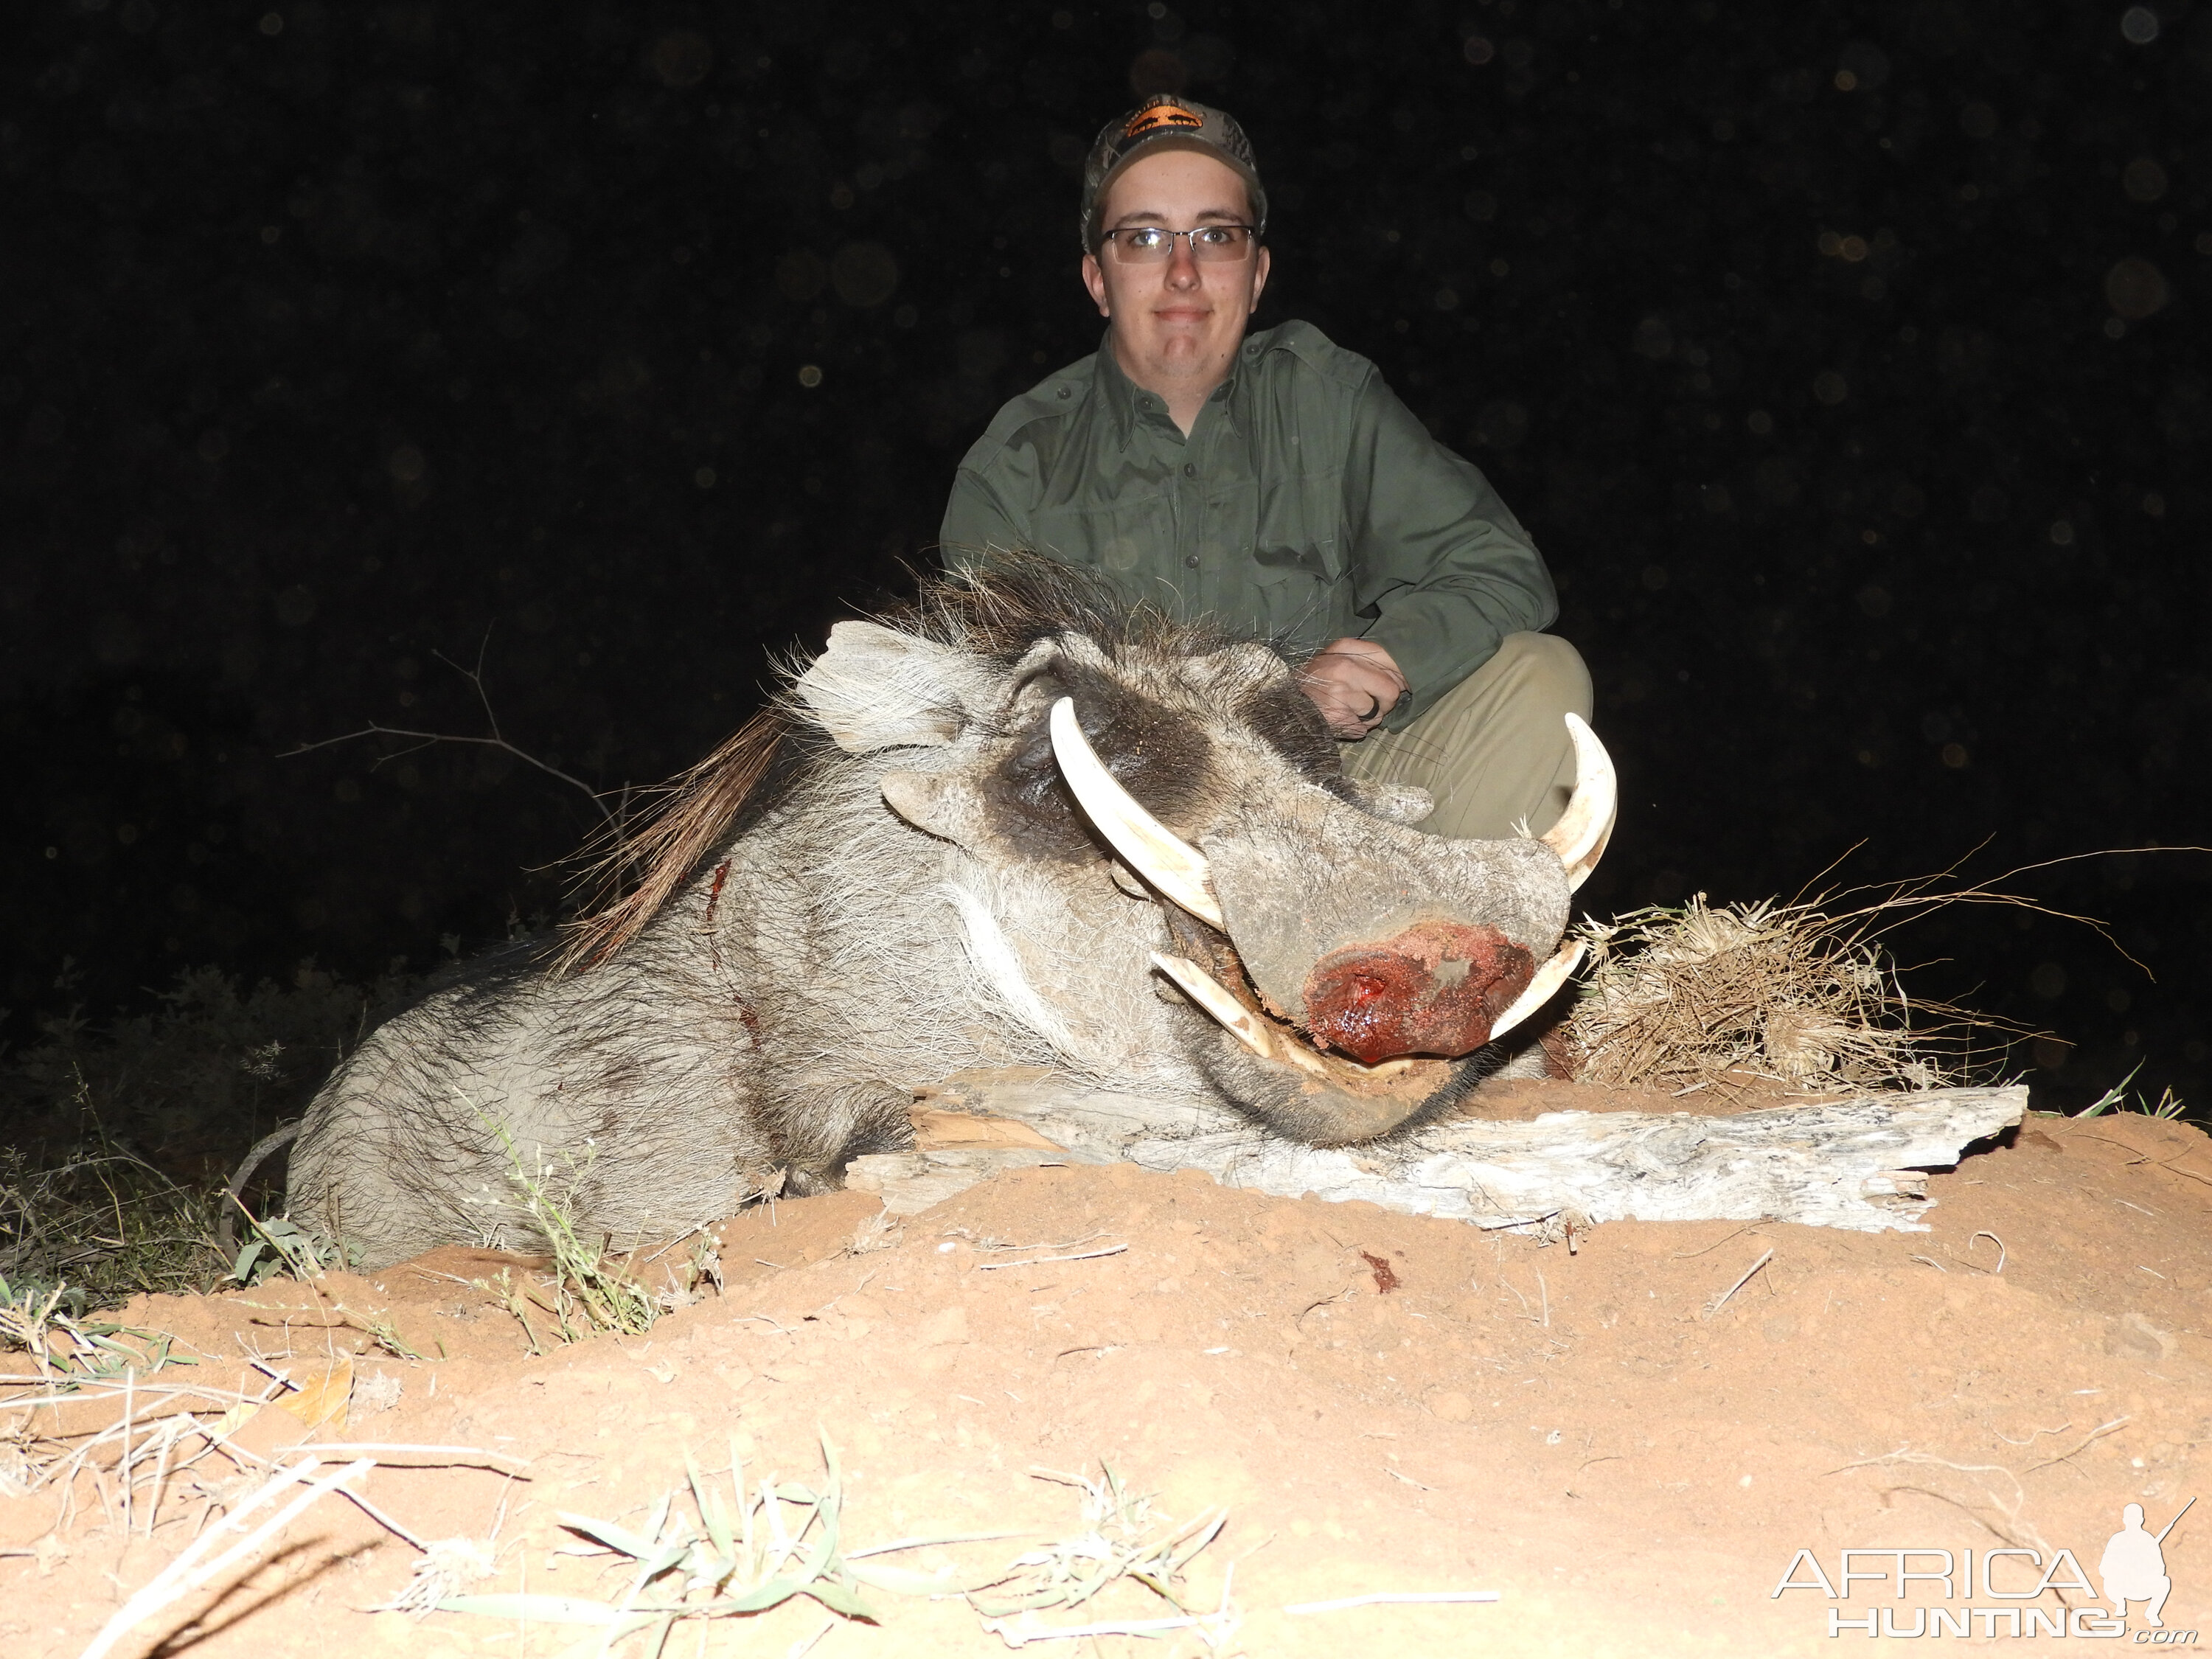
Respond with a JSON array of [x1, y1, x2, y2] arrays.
[[288, 566, 1612, 1267]]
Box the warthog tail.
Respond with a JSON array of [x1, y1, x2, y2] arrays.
[[215, 1119, 302, 1259], [554, 706, 790, 975]]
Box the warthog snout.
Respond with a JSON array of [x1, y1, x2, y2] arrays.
[[1301, 920, 1534, 1065]]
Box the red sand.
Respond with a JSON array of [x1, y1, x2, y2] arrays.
[[6, 1090, 2211, 1656]]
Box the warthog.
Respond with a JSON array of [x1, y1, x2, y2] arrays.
[[285, 564, 1615, 1267]]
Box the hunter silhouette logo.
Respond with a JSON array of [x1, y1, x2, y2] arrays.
[[1123, 99, 1205, 141], [1773, 1498, 2197, 1639], [2103, 1499, 2191, 1630]]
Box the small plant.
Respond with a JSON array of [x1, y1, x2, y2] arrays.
[[439, 1434, 1000, 1648], [227, 1210, 356, 1287], [844, 1210, 899, 1256], [469, 1128, 684, 1349], [0, 1272, 196, 1385], [970, 1463, 1228, 1637], [651, 1229, 725, 1312], [2076, 1064, 2191, 1119], [330, 1303, 430, 1361], [476, 1265, 548, 1357], [504, 1139, 659, 1340], [1, 956, 420, 1318], [0, 1119, 225, 1311]]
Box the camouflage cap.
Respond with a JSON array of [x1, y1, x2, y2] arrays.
[[1079, 94, 1267, 252]]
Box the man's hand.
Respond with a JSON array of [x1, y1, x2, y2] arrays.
[[1298, 637, 1410, 738]]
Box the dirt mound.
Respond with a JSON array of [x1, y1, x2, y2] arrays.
[[6, 1088, 2211, 1655]]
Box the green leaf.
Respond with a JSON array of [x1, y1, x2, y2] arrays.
[[558, 1511, 658, 1560], [686, 1453, 734, 1558], [845, 1529, 1028, 1559], [712, 1575, 809, 1614], [801, 1579, 877, 1621], [633, 1539, 692, 1581], [846, 1560, 992, 1596]]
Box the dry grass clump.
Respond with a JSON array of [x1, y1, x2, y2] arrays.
[[1, 959, 418, 1314], [441, 1433, 1003, 1644], [0, 1133, 223, 1315], [438, 1442, 1235, 1653], [1564, 894, 1981, 1097], [467, 1133, 728, 1353]]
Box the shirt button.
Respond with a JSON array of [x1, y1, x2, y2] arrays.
[[1184, 554, 1200, 568], [1183, 462, 1197, 478], [1057, 386, 1070, 400]]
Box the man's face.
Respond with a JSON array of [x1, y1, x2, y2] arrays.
[[1081, 147, 1270, 386]]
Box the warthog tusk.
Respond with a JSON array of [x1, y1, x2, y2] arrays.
[[1050, 698, 1226, 927], [1150, 953, 1274, 1060], [1536, 714, 1617, 892], [1487, 939, 1587, 1043], [1152, 953, 1336, 1076]]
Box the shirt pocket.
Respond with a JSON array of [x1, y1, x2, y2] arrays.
[[1253, 462, 1348, 582], [1033, 497, 1169, 574], [1244, 559, 1340, 649]]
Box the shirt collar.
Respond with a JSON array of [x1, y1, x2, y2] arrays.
[[1091, 329, 1247, 448], [1092, 331, 1151, 450]]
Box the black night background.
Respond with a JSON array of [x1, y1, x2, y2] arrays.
[[4, 0, 2207, 1177]]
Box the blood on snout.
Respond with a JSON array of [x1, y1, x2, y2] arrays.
[[1301, 920, 1534, 1066]]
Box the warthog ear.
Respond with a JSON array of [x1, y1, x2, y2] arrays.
[[796, 621, 974, 754]]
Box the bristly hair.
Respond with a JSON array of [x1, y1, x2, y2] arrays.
[[911, 548, 1262, 667], [552, 553, 1288, 975], [552, 706, 790, 976]]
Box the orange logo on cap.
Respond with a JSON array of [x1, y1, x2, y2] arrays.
[[1123, 101, 1203, 141]]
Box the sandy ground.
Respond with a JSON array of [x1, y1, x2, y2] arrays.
[[6, 1086, 2211, 1656]]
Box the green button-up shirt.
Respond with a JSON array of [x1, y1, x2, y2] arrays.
[[938, 319, 1557, 728]]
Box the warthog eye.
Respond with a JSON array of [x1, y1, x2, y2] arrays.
[[990, 672, 1212, 860]]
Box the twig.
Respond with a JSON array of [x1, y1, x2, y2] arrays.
[[1670, 1222, 1769, 1259], [282, 636, 624, 841], [975, 1245, 1129, 1271], [982, 1611, 1208, 1644], [78, 1456, 376, 1659], [1966, 1231, 2006, 1274], [1284, 1590, 1501, 1613], [1992, 1422, 2073, 1447], [119, 1368, 133, 1537], [2025, 1416, 2132, 1474], [966, 1231, 1113, 1253], [335, 1485, 434, 1552], [291, 1442, 532, 1469], [1704, 1249, 1775, 1317]]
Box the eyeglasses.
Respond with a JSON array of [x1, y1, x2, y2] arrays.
[[1098, 224, 1259, 263]]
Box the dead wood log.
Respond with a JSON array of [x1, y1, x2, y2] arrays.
[[851, 1079, 2028, 1234]]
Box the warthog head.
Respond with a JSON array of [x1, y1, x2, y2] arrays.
[[785, 566, 1615, 1145]]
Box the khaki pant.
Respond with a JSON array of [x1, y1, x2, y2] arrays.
[[1343, 633, 1593, 841]]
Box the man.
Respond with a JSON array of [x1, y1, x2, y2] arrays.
[[939, 94, 1591, 841]]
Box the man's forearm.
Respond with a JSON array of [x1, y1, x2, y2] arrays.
[[1363, 570, 1557, 726]]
